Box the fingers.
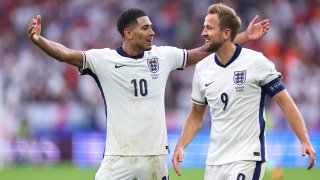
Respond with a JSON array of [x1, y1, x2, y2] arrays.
[[260, 19, 270, 26], [36, 15, 41, 26], [260, 19, 270, 36], [302, 144, 316, 170], [27, 15, 41, 43], [173, 154, 182, 176], [301, 145, 307, 156], [172, 151, 184, 176], [249, 15, 259, 26], [307, 148, 316, 170], [27, 19, 36, 37], [307, 153, 316, 170], [307, 158, 315, 170]]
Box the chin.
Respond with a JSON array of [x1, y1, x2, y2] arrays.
[[145, 46, 152, 51]]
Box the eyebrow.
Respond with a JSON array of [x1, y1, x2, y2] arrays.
[[141, 24, 153, 28]]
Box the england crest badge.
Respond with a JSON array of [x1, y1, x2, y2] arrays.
[[147, 58, 159, 73], [233, 70, 246, 85]]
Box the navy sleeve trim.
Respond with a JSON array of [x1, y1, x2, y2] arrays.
[[79, 51, 87, 75], [191, 98, 208, 105], [262, 76, 285, 97], [176, 49, 187, 70]]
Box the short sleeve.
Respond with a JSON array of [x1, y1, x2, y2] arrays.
[[79, 49, 106, 75], [255, 53, 285, 97], [191, 65, 207, 105], [156, 46, 187, 71]]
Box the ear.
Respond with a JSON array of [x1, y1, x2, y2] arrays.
[[124, 28, 133, 39], [223, 28, 231, 40]]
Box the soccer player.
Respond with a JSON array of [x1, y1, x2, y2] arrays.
[[27, 8, 269, 180], [172, 3, 316, 180]]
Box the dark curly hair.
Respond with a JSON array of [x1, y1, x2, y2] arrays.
[[117, 8, 147, 37]]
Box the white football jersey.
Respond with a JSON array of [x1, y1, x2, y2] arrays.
[[192, 45, 285, 165], [80, 45, 187, 155]]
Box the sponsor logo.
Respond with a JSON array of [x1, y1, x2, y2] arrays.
[[115, 64, 126, 68], [205, 81, 215, 87]]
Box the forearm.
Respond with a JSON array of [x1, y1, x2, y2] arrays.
[[176, 115, 204, 149], [186, 45, 211, 67], [234, 31, 249, 45], [186, 31, 251, 67], [35, 36, 83, 67], [274, 90, 310, 144], [281, 98, 310, 143]]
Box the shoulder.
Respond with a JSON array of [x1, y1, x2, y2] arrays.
[[195, 53, 215, 71], [239, 47, 269, 65], [85, 48, 114, 54], [240, 47, 262, 57], [150, 45, 184, 53]]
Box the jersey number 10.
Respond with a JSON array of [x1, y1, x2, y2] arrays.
[[131, 79, 148, 97]]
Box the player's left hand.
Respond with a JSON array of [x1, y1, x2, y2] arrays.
[[172, 146, 184, 176], [302, 142, 316, 170], [247, 15, 270, 40]]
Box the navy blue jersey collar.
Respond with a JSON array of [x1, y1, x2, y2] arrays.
[[215, 44, 242, 68], [116, 47, 144, 59]]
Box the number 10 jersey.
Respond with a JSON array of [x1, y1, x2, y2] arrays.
[[80, 45, 187, 156]]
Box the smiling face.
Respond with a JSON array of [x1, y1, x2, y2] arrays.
[[126, 16, 155, 52], [201, 14, 224, 52]]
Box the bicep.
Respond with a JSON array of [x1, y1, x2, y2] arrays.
[[272, 89, 292, 110], [64, 49, 83, 68]]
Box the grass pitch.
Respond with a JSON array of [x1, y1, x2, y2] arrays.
[[0, 163, 319, 180]]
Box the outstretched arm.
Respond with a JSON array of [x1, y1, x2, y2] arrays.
[[273, 90, 316, 170], [186, 15, 270, 67], [27, 15, 83, 68], [172, 103, 207, 176]]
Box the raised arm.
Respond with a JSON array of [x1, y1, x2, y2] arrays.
[[172, 103, 207, 176], [27, 15, 83, 68], [273, 89, 316, 170], [186, 15, 270, 67]]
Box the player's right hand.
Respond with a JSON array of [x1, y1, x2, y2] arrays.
[[27, 15, 41, 44], [172, 146, 184, 176], [302, 142, 316, 170]]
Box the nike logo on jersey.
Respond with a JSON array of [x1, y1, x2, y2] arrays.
[[205, 81, 215, 87], [115, 64, 126, 68]]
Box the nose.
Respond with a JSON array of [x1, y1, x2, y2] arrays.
[[201, 29, 207, 37], [150, 28, 155, 36]]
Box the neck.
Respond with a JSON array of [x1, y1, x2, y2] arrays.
[[122, 42, 142, 57], [216, 43, 237, 65]]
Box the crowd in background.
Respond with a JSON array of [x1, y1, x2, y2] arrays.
[[0, 0, 319, 144]]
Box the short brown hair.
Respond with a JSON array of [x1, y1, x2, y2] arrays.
[[207, 3, 241, 41]]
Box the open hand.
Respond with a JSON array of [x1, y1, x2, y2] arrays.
[[247, 15, 270, 40], [27, 15, 41, 43]]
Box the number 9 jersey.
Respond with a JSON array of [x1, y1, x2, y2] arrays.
[[191, 44, 285, 165], [80, 45, 187, 156]]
